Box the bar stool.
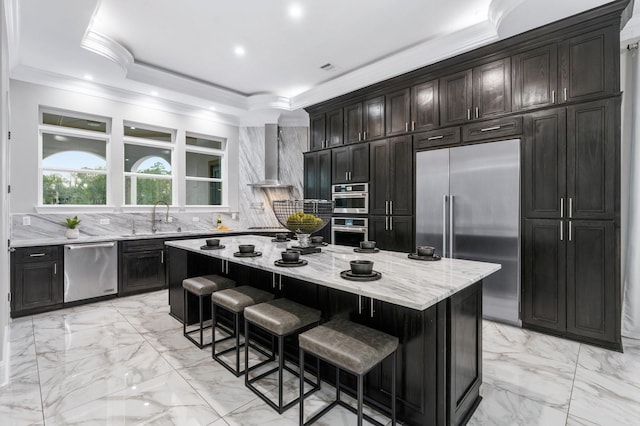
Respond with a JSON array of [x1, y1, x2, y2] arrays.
[[244, 298, 321, 413], [298, 318, 399, 426], [211, 285, 275, 376], [182, 274, 235, 349]]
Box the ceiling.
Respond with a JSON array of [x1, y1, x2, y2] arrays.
[[5, 0, 638, 124]]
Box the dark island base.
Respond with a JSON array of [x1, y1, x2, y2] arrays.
[[167, 246, 483, 425]]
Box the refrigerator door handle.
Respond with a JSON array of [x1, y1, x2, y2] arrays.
[[449, 195, 454, 258], [442, 195, 448, 257]]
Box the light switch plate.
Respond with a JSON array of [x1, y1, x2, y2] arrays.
[[99, 219, 110, 225], [192, 217, 199, 222], [22, 216, 31, 226]]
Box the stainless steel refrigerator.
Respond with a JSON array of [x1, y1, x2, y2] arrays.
[[416, 139, 521, 325]]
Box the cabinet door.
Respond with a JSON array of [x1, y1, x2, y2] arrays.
[[326, 109, 344, 147], [331, 146, 350, 184], [303, 152, 319, 199], [385, 88, 411, 136], [344, 103, 363, 144], [559, 27, 616, 103], [369, 139, 389, 216], [310, 113, 326, 150], [512, 44, 558, 111], [522, 219, 566, 332], [318, 150, 332, 201], [411, 80, 439, 132], [473, 58, 511, 119], [566, 98, 616, 220], [523, 108, 566, 218], [363, 96, 385, 140], [440, 69, 473, 126], [121, 250, 166, 295], [12, 260, 63, 316], [368, 216, 389, 247], [389, 136, 413, 216], [349, 143, 370, 183], [387, 216, 414, 252], [566, 220, 616, 343]]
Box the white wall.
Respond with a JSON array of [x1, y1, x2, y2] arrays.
[[9, 80, 240, 214]]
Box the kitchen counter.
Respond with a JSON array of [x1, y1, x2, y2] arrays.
[[165, 235, 500, 311]]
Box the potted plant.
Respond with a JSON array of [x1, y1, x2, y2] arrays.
[[64, 216, 81, 239]]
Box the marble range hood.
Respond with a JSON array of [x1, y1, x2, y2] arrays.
[[247, 123, 294, 189]]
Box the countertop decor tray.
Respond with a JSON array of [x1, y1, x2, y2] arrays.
[[340, 270, 382, 281], [354, 248, 380, 253], [408, 253, 441, 261], [271, 238, 291, 242], [200, 245, 226, 250], [233, 251, 262, 257], [274, 259, 308, 267]]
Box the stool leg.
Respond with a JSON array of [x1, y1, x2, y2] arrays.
[[278, 335, 284, 413], [299, 347, 305, 426], [235, 311, 241, 373], [211, 300, 217, 359], [199, 294, 204, 347], [244, 317, 250, 386], [336, 367, 340, 401], [183, 289, 188, 337], [357, 373, 364, 426], [391, 351, 397, 426]]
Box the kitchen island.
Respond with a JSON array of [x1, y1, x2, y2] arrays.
[[166, 235, 500, 425]]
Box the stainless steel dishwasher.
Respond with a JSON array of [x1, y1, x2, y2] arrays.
[[64, 241, 118, 302]]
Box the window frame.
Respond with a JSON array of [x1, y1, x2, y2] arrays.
[[38, 108, 112, 209], [184, 132, 228, 208]]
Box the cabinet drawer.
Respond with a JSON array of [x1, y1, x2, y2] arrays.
[[413, 127, 461, 150], [462, 116, 522, 142], [13, 246, 59, 263], [121, 239, 166, 253]]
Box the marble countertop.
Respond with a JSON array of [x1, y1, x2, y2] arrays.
[[166, 235, 501, 311], [10, 227, 287, 248]]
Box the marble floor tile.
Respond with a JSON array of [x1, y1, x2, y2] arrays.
[[483, 321, 580, 407], [32, 305, 127, 339], [0, 371, 45, 426], [7, 317, 34, 342], [141, 329, 213, 369], [38, 340, 173, 418], [120, 310, 182, 334], [1, 336, 39, 383], [45, 370, 221, 426]]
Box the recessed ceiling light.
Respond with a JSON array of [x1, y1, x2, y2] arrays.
[[234, 46, 246, 57], [289, 4, 303, 19], [84, 74, 93, 81], [209, 106, 216, 111], [150, 90, 159, 96]]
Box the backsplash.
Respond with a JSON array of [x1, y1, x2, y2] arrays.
[[10, 126, 308, 241]]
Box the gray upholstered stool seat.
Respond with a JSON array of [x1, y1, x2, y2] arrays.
[[182, 274, 236, 349], [298, 319, 399, 426], [244, 298, 321, 414], [211, 286, 275, 376]]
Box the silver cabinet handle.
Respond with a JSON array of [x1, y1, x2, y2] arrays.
[[475, 107, 479, 119], [569, 198, 573, 218], [467, 109, 471, 120], [358, 295, 362, 315], [370, 298, 375, 318], [358, 132, 362, 141], [389, 216, 393, 231], [412, 121, 416, 131], [428, 135, 444, 141], [54, 263, 57, 275], [349, 172, 352, 181], [161, 250, 164, 264], [564, 88, 567, 101], [279, 275, 283, 291], [363, 131, 367, 140], [66, 242, 116, 250], [569, 221, 572, 241], [385, 201, 389, 215], [345, 172, 348, 181], [390, 201, 393, 215], [442, 195, 448, 258], [385, 216, 389, 231], [560, 198, 564, 218], [449, 195, 454, 258], [560, 221, 564, 241], [272, 273, 276, 289], [30, 253, 46, 257], [552, 90, 556, 104], [480, 126, 501, 132]]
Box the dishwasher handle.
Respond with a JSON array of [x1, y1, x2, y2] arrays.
[[66, 242, 116, 250]]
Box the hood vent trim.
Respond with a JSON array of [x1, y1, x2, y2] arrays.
[[248, 123, 294, 189]]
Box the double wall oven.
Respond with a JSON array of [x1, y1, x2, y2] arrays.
[[331, 183, 369, 247]]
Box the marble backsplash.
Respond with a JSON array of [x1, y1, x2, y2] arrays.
[[10, 126, 308, 240]]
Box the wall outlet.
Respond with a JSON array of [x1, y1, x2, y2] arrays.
[[22, 216, 30, 226], [167, 216, 173, 223], [231, 213, 237, 220], [192, 217, 200, 222], [99, 218, 110, 225]]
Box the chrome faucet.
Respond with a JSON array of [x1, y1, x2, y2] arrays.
[[152, 200, 169, 233]]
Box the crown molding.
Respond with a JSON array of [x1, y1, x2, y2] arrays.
[[81, 30, 132, 75], [4, 0, 20, 70]]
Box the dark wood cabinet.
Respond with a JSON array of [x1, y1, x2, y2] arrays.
[[331, 143, 369, 184], [559, 27, 617, 103], [369, 215, 413, 252], [440, 69, 473, 126], [119, 239, 167, 296], [411, 80, 439, 132], [369, 136, 413, 216], [304, 150, 332, 242], [10, 245, 63, 317], [413, 127, 461, 150], [386, 88, 411, 136], [344, 97, 385, 143], [310, 109, 343, 150], [513, 44, 558, 111], [326, 109, 344, 147], [344, 103, 363, 144]]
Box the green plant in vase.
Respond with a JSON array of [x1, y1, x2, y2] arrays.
[[64, 215, 81, 239]]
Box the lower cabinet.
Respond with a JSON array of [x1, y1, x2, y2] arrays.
[[119, 239, 167, 296], [369, 215, 413, 253], [523, 219, 619, 348], [10, 246, 64, 317]]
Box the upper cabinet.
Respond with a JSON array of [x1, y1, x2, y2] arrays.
[[309, 109, 343, 150], [513, 44, 558, 111], [385, 88, 411, 136], [440, 58, 511, 126], [332, 144, 369, 184], [411, 80, 439, 132], [344, 97, 385, 144]]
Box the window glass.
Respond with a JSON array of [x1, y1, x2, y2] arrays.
[[186, 181, 221, 205], [42, 112, 107, 133], [125, 176, 172, 205], [185, 152, 221, 178], [185, 133, 225, 206], [124, 144, 172, 174], [124, 125, 172, 142], [186, 135, 223, 150]]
